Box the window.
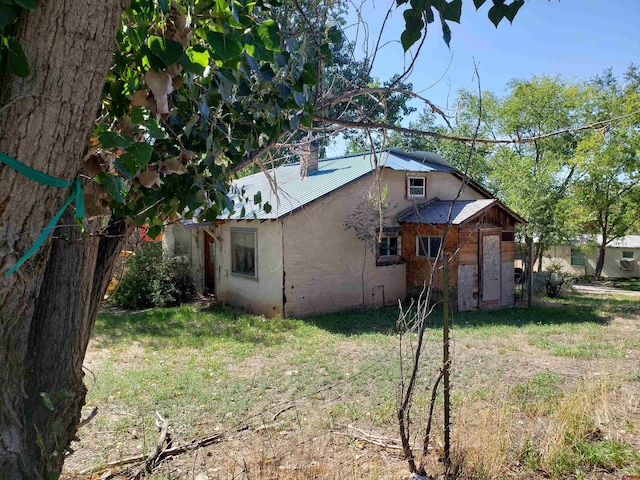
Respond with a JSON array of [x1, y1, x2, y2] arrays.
[[502, 231, 514, 242], [407, 177, 425, 198], [417, 235, 442, 259], [231, 229, 257, 277], [570, 248, 585, 266], [174, 230, 192, 257], [622, 251, 634, 259], [379, 236, 401, 257]]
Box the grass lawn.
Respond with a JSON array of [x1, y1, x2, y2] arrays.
[[613, 278, 640, 292], [63, 293, 640, 479]]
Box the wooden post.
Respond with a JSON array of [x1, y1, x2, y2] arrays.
[[443, 254, 451, 474], [528, 241, 534, 308]]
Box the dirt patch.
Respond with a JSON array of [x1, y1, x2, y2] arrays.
[[64, 302, 640, 479]]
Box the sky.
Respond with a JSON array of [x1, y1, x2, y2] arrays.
[[330, 0, 639, 144]]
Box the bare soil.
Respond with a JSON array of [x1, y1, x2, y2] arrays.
[[62, 298, 640, 480]]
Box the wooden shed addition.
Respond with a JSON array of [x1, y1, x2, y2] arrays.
[[398, 198, 526, 311]]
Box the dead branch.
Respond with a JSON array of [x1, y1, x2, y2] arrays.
[[272, 404, 295, 421], [312, 113, 640, 145], [418, 365, 446, 472], [80, 427, 225, 477], [130, 412, 169, 479], [78, 406, 98, 428], [333, 425, 407, 451], [316, 87, 453, 129]]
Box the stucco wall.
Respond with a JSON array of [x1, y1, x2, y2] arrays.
[[281, 170, 410, 317], [426, 171, 485, 201], [215, 221, 284, 316], [543, 245, 640, 278], [211, 167, 502, 317], [162, 225, 205, 291]]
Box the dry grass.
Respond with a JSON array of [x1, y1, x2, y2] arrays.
[[62, 294, 640, 479]]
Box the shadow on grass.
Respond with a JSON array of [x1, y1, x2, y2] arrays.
[[94, 293, 635, 347], [612, 279, 640, 292], [303, 294, 621, 336], [94, 303, 303, 349]]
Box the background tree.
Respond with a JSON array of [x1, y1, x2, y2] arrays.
[[480, 76, 586, 270], [567, 66, 640, 279]]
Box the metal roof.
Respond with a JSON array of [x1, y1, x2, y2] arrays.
[[397, 199, 497, 225], [222, 149, 455, 220], [570, 234, 640, 249]]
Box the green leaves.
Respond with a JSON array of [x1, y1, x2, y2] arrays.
[[96, 172, 128, 203], [14, 0, 37, 9], [99, 131, 133, 149], [181, 46, 209, 75], [6, 38, 30, 77], [207, 30, 243, 64], [255, 19, 280, 52], [401, 9, 424, 52], [398, 0, 525, 50], [119, 141, 153, 173], [442, 0, 462, 23], [487, 0, 524, 27], [0, 5, 19, 28], [148, 35, 183, 66]]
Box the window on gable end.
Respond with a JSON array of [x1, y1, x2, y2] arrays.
[[407, 176, 425, 198]]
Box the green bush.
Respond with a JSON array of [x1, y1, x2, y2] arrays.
[[533, 263, 574, 298], [110, 242, 196, 309]]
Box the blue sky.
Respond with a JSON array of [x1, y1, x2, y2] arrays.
[[341, 0, 639, 117]]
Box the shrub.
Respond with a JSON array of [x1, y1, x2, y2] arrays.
[[110, 242, 196, 309], [534, 263, 574, 298]]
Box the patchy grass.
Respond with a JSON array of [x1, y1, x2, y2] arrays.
[[612, 278, 640, 291], [64, 292, 640, 480]]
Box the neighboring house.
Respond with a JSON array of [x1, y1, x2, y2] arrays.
[[163, 148, 525, 317], [542, 235, 640, 278]]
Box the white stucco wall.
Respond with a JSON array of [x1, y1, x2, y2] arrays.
[[215, 220, 284, 316], [543, 244, 640, 278], [162, 225, 205, 290], [211, 167, 496, 317]]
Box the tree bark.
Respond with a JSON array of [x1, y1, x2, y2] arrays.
[[595, 244, 606, 280], [24, 213, 127, 475], [0, 1, 125, 477]]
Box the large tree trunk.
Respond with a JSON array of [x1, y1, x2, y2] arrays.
[[0, 1, 125, 477], [24, 213, 127, 475]]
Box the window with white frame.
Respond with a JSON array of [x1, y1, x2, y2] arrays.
[[407, 176, 425, 198], [231, 229, 257, 277], [379, 235, 401, 257], [622, 251, 634, 259], [416, 235, 441, 259]]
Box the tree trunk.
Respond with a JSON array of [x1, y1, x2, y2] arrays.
[[0, 1, 125, 477], [24, 213, 127, 476], [594, 244, 606, 280]]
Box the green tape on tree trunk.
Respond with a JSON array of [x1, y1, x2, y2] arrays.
[[0, 152, 85, 277]]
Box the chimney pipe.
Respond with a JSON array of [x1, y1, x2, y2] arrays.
[[300, 137, 319, 178]]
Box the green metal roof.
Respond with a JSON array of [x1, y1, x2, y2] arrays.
[[222, 149, 455, 220]]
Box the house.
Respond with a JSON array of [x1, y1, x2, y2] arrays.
[[163, 148, 526, 317], [541, 235, 640, 278]]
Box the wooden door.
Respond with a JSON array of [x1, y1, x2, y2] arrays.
[[481, 233, 501, 307], [204, 232, 216, 292]]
